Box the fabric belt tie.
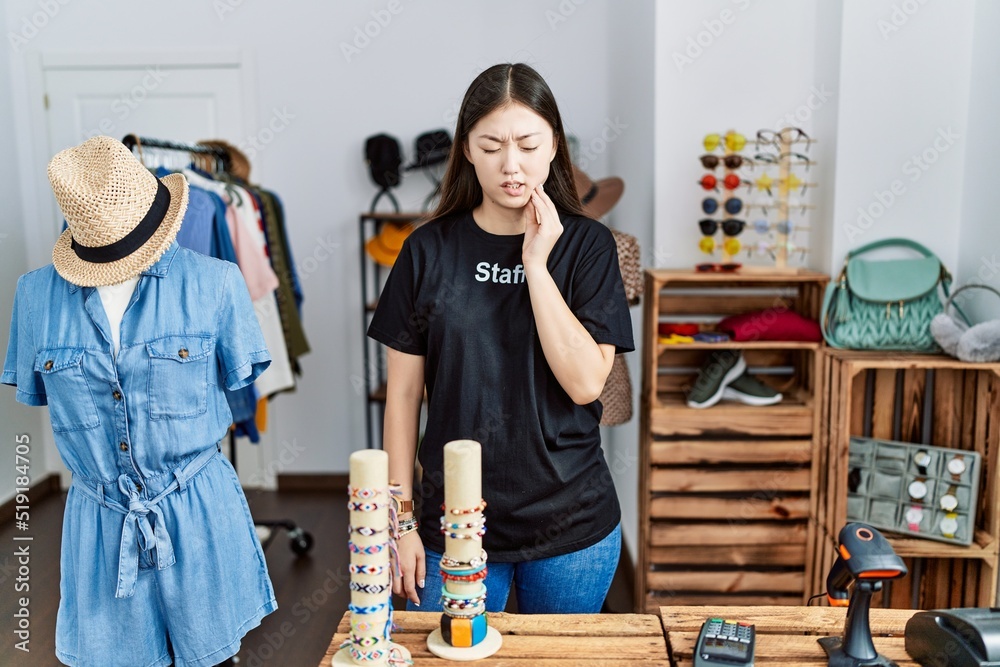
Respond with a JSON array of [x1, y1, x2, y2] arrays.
[[71, 444, 220, 599]]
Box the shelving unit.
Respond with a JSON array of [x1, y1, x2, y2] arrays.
[[812, 349, 1000, 609], [360, 211, 424, 450], [637, 268, 829, 612]]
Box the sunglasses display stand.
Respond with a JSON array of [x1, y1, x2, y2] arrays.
[[760, 127, 814, 274], [698, 130, 747, 268]]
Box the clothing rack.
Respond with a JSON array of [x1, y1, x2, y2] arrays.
[[122, 134, 313, 558], [122, 134, 232, 173]]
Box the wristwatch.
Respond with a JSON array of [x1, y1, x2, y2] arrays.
[[907, 478, 928, 503], [913, 449, 931, 476], [940, 512, 960, 539], [947, 454, 967, 481], [939, 484, 959, 512], [905, 505, 924, 532], [391, 496, 413, 515]]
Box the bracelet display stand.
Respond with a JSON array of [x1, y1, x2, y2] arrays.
[[333, 450, 411, 666], [426, 440, 502, 661]]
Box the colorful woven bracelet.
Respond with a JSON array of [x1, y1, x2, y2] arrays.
[[349, 601, 389, 615], [441, 567, 487, 583], [350, 581, 390, 595], [352, 620, 376, 633], [351, 525, 389, 537], [350, 634, 382, 648], [441, 583, 487, 601], [350, 564, 389, 576], [441, 526, 487, 539], [347, 486, 382, 500], [439, 550, 488, 569], [441, 500, 487, 515], [348, 501, 388, 512], [348, 541, 389, 555], [440, 516, 485, 530]]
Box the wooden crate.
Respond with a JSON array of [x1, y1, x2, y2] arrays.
[[321, 611, 670, 666], [661, 605, 920, 666], [811, 349, 1000, 609], [638, 269, 830, 612]]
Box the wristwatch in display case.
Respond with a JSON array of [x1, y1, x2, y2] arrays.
[[906, 506, 925, 532], [947, 454, 967, 481], [939, 484, 960, 512], [914, 449, 931, 476], [940, 512, 960, 539], [908, 478, 928, 503]]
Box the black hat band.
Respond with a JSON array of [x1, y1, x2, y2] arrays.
[[71, 179, 170, 264]]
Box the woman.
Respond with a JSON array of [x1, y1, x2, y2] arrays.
[[367, 63, 633, 613]]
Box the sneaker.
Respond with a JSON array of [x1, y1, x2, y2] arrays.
[[721, 372, 783, 406], [685, 351, 747, 409]]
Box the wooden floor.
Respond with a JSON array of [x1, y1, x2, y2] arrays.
[[2, 487, 634, 667]]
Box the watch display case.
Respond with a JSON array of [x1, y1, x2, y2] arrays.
[[846, 436, 980, 546]]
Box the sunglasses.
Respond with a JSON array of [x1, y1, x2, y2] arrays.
[[699, 154, 753, 170], [753, 152, 813, 170], [756, 127, 812, 151], [699, 219, 746, 237], [700, 174, 752, 191], [751, 220, 797, 235], [702, 197, 743, 215], [703, 131, 747, 153], [696, 262, 742, 273]]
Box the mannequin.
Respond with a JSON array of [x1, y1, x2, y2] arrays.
[[2, 136, 277, 667], [97, 276, 139, 356]]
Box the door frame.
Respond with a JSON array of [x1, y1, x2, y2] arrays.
[[22, 49, 258, 273]]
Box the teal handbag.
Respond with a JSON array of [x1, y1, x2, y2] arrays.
[[821, 238, 953, 351]]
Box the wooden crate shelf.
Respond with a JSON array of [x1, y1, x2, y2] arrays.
[[637, 269, 830, 612], [812, 348, 1000, 609]]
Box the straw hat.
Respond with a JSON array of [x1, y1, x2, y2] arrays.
[[49, 136, 189, 287], [365, 222, 413, 267], [572, 165, 624, 220]]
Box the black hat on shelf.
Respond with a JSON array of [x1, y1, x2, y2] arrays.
[[406, 129, 452, 170]]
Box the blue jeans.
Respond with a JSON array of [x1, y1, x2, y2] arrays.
[[408, 523, 620, 614]]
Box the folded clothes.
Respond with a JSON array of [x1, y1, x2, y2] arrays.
[[716, 308, 822, 342], [658, 322, 700, 336]]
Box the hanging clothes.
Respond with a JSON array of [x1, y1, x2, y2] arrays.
[[182, 168, 295, 397]]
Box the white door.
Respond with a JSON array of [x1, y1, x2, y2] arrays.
[[40, 53, 273, 489]]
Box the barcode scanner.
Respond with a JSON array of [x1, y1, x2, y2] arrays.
[[818, 523, 908, 667]]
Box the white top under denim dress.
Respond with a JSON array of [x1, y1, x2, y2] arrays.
[[2, 243, 277, 667]]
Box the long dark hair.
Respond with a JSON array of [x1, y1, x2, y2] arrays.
[[430, 63, 583, 221]]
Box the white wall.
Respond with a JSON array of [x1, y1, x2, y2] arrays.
[[828, 0, 975, 270], [0, 6, 49, 504], [1, 0, 624, 498], [957, 0, 1000, 321], [654, 0, 830, 270], [603, 0, 655, 564]]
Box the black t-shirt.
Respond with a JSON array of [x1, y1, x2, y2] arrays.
[[367, 211, 634, 561]]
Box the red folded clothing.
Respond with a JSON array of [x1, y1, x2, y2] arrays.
[[658, 322, 700, 336], [716, 309, 822, 342]]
